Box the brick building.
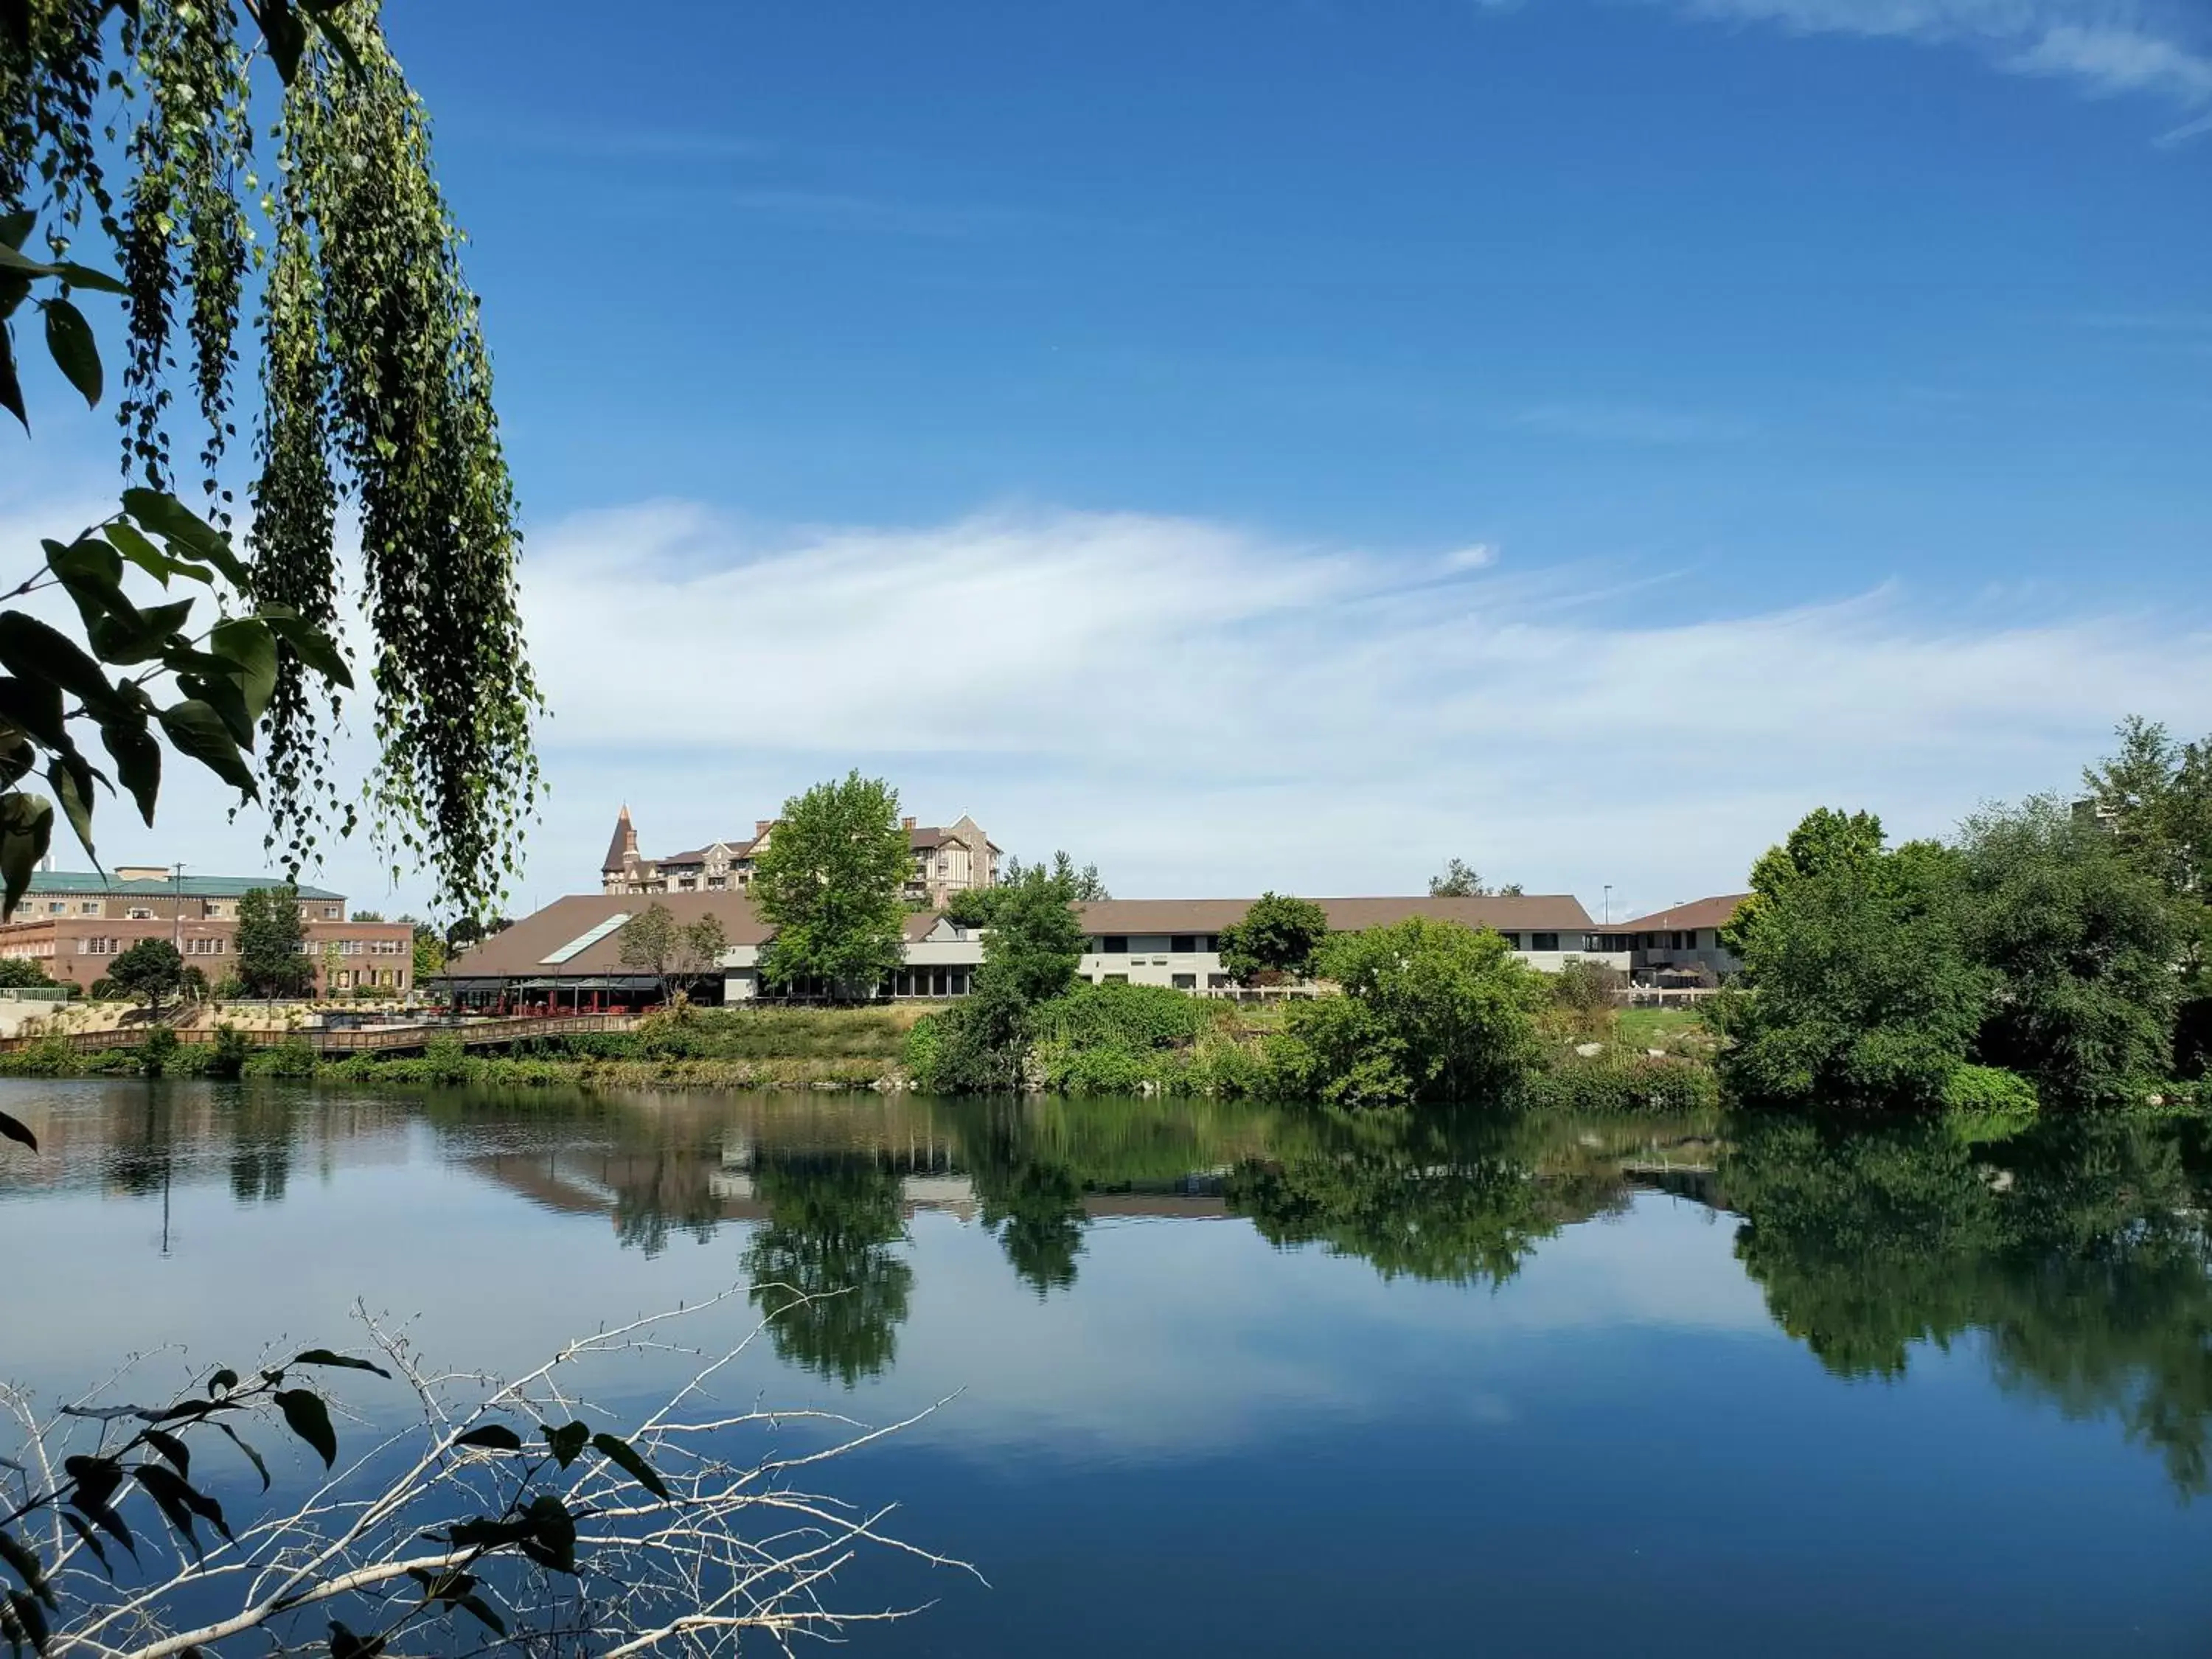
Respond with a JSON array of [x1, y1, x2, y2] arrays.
[[0, 870, 414, 995]]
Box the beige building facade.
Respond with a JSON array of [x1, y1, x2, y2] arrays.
[[600, 807, 1000, 908]]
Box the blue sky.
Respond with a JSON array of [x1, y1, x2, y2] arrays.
[[10, 0, 2212, 917]]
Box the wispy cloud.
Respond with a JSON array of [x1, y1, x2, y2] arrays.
[[1512, 403, 1753, 445], [515, 502, 2212, 921], [1652, 0, 2212, 134]]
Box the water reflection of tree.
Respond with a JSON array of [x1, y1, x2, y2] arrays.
[[610, 1153, 725, 1257], [956, 1102, 1088, 1296], [226, 1093, 296, 1205], [741, 1153, 914, 1388], [1224, 1107, 1635, 1287], [1725, 1111, 2212, 1495]]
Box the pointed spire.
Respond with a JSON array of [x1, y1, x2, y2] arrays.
[[602, 806, 639, 874]]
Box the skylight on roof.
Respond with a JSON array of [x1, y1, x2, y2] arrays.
[[540, 913, 630, 965]]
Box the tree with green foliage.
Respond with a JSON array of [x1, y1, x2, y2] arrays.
[[2082, 717, 2212, 1074], [1428, 858, 1522, 898], [107, 936, 184, 1009], [616, 903, 729, 1006], [0, 955, 53, 988], [1710, 818, 1989, 1110], [1266, 917, 1548, 1106], [1955, 796, 2177, 1104], [1723, 805, 1888, 957], [405, 916, 445, 985], [234, 882, 306, 997], [909, 863, 1091, 1091], [1218, 892, 1331, 985], [943, 849, 1106, 926], [752, 772, 911, 996]]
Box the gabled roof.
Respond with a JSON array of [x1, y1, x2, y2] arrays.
[[1613, 894, 1750, 933], [1074, 894, 1599, 934], [445, 892, 779, 981]]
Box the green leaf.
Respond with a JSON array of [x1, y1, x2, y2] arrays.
[[0, 1532, 52, 1611], [246, 0, 308, 81], [0, 795, 54, 919], [290, 1349, 391, 1377], [541, 1420, 588, 1467], [326, 1621, 383, 1659], [45, 537, 128, 636], [156, 702, 257, 797], [6, 1589, 49, 1657], [104, 521, 214, 589], [97, 719, 160, 827], [174, 669, 254, 748], [260, 612, 353, 689], [590, 1432, 671, 1500], [45, 756, 96, 863], [453, 1595, 506, 1636], [40, 299, 98, 408], [208, 1368, 238, 1397], [0, 679, 66, 750], [0, 332, 25, 434], [0, 1110, 34, 1152], [0, 612, 117, 711], [0, 212, 29, 250], [91, 598, 195, 667], [0, 243, 125, 296], [119, 491, 251, 593], [214, 1425, 270, 1492], [132, 1464, 204, 1554], [141, 1430, 189, 1478], [56, 1514, 106, 1578], [274, 1389, 335, 1467], [210, 618, 279, 727], [452, 1424, 521, 1452]]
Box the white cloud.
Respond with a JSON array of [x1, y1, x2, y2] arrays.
[[520, 501, 2212, 922], [1657, 0, 2212, 123]]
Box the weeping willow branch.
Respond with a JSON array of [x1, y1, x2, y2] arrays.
[[1, 1, 542, 928]]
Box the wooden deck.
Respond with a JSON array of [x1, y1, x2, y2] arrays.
[[0, 1012, 640, 1057]]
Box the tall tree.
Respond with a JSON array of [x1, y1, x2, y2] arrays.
[[1956, 796, 2178, 1104], [106, 936, 183, 1009], [1710, 820, 1987, 1110], [234, 883, 306, 997], [1722, 806, 1888, 957], [1218, 892, 1331, 985], [1428, 859, 1522, 898], [753, 773, 911, 996], [1, 2, 539, 939]]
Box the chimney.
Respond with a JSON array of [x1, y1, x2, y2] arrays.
[[755, 820, 772, 838], [902, 817, 917, 831]]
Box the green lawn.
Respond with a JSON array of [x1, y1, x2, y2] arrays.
[[1615, 1006, 1711, 1049]]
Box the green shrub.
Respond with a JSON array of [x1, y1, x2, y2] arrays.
[[138, 1025, 179, 1077], [1033, 981, 1206, 1051], [204, 1023, 253, 1080], [422, 1036, 473, 1085], [1941, 1064, 2040, 1144], [1530, 1056, 1719, 1116], [2, 1033, 84, 1077], [246, 1037, 319, 1079], [903, 1015, 942, 1085]]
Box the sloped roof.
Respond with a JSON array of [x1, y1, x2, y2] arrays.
[[1074, 894, 1598, 934], [444, 892, 777, 981], [1612, 894, 1750, 933], [600, 810, 633, 874], [26, 871, 344, 901]]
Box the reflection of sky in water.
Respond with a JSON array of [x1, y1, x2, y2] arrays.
[[4, 1082, 2211, 1656]]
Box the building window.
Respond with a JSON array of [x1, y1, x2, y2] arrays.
[[185, 938, 224, 956], [1102, 936, 1129, 954], [79, 902, 99, 914], [1500, 933, 1522, 950], [1171, 935, 1197, 954], [46, 902, 62, 915], [1532, 932, 1559, 952], [325, 906, 340, 919], [1171, 973, 1196, 990], [1208, 973, 1231, 989]]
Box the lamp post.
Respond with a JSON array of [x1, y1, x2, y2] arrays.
[[1603, 884, 1613, 926]]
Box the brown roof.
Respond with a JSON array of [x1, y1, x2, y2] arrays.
[[1612, 894, 1749, 933], [599, 812, 632, 874], [1074, 894, 1597, 934], [445, 892, 776, 981]]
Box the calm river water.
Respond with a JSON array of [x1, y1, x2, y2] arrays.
[[3, 1080, 2210, 1655]]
